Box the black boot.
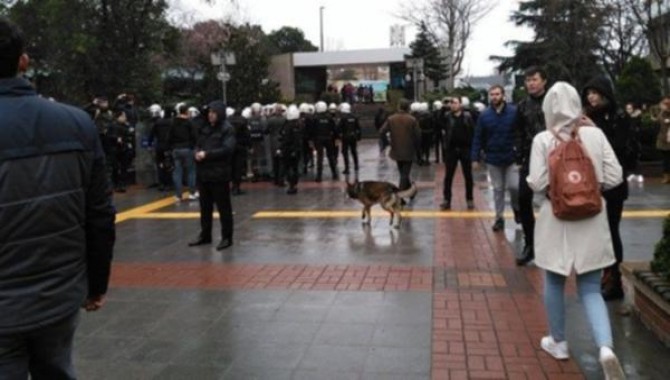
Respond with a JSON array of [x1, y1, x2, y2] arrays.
[[516, 244, 534, 266], [216, 238, 233, 250], [188, 235, 212, 247]]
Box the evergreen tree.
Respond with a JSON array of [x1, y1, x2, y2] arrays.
[[494, 0, 604, 89], [409, 22, 447, 86], [615, 56, 662, 106]]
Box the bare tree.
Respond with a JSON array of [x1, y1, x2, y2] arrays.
[[625, 0, 670, 94], [596, 0, 647, 82], [398, 0, 494, 90]]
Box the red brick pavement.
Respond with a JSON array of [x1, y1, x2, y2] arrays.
[[431, 167, 584, 380], [111, 262, 433, 292]]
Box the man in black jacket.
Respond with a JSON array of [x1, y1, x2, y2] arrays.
[[188, 101, 236, 250], [0, 18, 115, 379], [514, 66, 548, 266], [440, 97, 475, 211]]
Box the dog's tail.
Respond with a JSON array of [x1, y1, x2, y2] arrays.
[[396, 183, 417, 200]]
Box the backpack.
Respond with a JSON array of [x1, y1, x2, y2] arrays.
[[548, 125, 602, 220]]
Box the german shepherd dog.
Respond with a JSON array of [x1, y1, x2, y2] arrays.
[[345, 180, 418, 228]]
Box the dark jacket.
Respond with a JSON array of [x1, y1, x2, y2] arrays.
[[582, 76, 630, 199], [229, 114, 251, 150], [266, 115, 286, 152], [418, 112, 434, 136], [169, 117, 198, 150], [279, 120, 304, 157], [444, 111, 475, 150], [196, 101, 236, 183], [338, 113, 361, 141], [379, 111, 421, 161], [311, 113, 338, 141], [148, 117, 172, 151], [471, 103, 517, 166], [0, 78, 115, 334], [374, 108, 388, 130], [515, 92, 546, 166]]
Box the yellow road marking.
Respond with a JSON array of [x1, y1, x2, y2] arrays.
[[126, 209, 670, 220], [115, 196, 178, 223]]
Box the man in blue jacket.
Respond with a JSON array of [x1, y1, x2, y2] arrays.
[[471, 85, 520, 232], [0, 18, 115, 379]]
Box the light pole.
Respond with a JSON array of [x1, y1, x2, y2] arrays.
[[320, 6, 325, 52], [211, 51, 235, 104]]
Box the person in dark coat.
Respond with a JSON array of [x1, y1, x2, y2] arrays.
[[338, 102, 362, 174], [280, 105, 304, 194], [440, 97, 475, 211], [514, 66, 548, 266], [106, 109, 135, 192], [188, 101, 236, 251], [582, 76, 632, 301], [374, 106, 389, 154], [0, 18, 115, 378], [311, 101, 340, 182], [147, 104, 173, 191], [228, 108, 251, 195], [379, 99, 421, 191]]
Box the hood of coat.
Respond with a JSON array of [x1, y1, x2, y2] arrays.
[[208, 100, 227, 127], [542, 81, 583, 135], [582, 76, 617, 114]]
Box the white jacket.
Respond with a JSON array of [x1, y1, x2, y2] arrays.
[[527, 82, 623, 275]]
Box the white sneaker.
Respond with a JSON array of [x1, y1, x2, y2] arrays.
[[540, 336, 569, 360], [174, 195, 182, 202], [188, 192, 199, 200], [637, 175, 644, 183], [627, 174, 635, 182], [599, 346, 625, 380]]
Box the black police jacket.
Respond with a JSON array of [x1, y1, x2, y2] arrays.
[[0, 77, 115, 334]]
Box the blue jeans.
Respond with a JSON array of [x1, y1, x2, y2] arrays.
[[172, 148, 196, 198], [0, 312, 79, 380], [487, 164, 519, 220], [544, 270, 613, 348]]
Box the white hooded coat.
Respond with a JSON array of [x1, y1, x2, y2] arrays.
[[527, 82, 623, 276]]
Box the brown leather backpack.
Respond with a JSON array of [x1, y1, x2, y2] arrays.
[[548, 125, 602, 220]]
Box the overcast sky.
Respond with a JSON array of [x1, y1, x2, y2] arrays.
[[174, 0, 533, 76]]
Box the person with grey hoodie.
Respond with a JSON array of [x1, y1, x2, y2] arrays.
[[527, 82, 625, 380]]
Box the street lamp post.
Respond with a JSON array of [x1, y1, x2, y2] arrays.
[[320, 6, 325, 52], [211, 51, 235, 104]]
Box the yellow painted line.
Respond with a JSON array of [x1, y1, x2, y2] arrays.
[[127, 209, 670, 220], [115, 196, 178, 223], [622, 210, 670, 218]]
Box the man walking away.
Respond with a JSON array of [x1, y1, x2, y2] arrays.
[[0, 18, 115, 379], [379, 99, 421, 191], [471, 85, 520, 232]]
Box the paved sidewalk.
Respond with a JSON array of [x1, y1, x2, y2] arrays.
[[73, 140, 670, 379]]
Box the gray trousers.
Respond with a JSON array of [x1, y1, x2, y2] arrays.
[[0, 312, 79, 380], [488, 164, 520, 220]]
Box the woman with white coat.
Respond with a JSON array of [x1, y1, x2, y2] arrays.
[[527, 82, 625, 380]]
